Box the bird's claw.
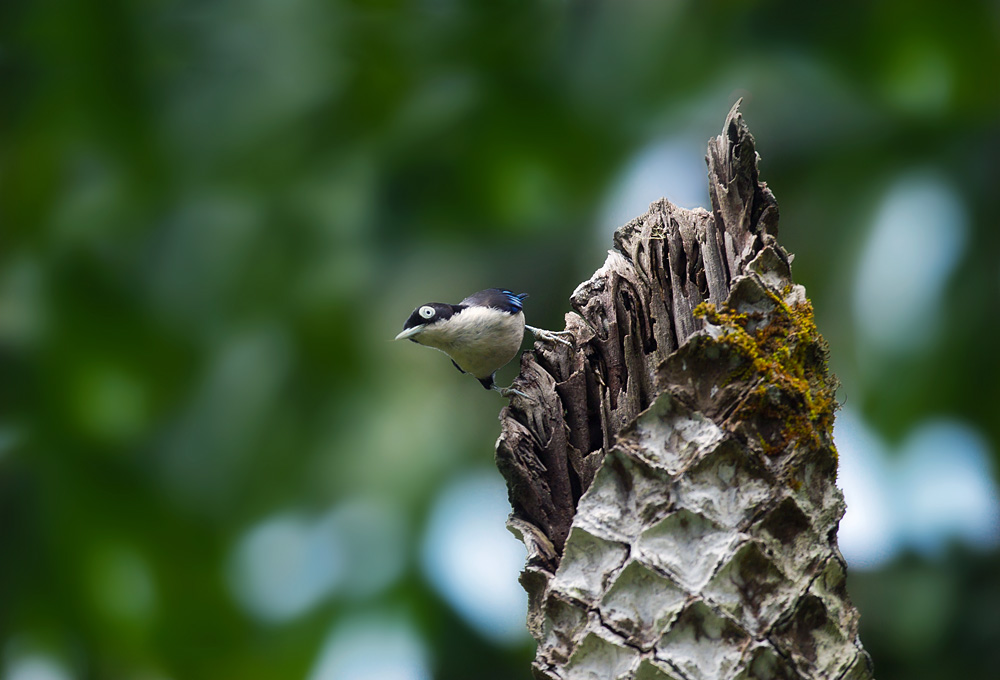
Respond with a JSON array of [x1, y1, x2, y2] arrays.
[[495, 385, 530, 400], [526, 325, 575, 347]]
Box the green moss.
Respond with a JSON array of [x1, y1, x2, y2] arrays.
[[694, 290, 838, 461]]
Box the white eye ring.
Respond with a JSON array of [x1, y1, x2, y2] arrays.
[[418, 305, 435, 319]]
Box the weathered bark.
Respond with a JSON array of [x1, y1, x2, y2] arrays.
[[496, 102, 874, 680]]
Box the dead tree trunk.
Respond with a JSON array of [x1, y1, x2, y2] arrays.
[[496, 102, 874, 680]]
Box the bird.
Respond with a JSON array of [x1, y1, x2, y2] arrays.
[[395, 288, 573, 397]]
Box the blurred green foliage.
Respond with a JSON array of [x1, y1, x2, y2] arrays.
[[2, 1, 999, 679]]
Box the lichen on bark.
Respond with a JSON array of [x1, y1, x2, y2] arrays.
[[496, 102, 874, 680]]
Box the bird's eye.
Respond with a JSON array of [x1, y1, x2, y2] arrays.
[[419, 305, 435, 319]]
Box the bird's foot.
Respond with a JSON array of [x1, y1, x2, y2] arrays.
[[493, 384, 530, 400], [526, 325, 574, 347]]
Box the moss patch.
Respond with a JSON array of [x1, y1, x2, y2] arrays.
[[693, 288, 838, 460]]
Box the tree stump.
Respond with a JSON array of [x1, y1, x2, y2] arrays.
[[496, 102, 874, 680]]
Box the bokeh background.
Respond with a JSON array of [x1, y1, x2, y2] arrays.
[[3, 1, 999, 679]]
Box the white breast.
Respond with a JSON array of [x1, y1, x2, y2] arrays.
[[416, 307, 525, 379]]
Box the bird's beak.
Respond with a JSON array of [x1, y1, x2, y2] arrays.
[[394, 325, 424, 341]]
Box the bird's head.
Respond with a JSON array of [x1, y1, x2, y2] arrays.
[[394, 303, 461, 343]]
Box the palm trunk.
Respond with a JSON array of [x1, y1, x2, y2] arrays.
[[496, 102, 874, 680]]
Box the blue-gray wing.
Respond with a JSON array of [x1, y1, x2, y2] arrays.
[[459, 288, 527, 314]]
